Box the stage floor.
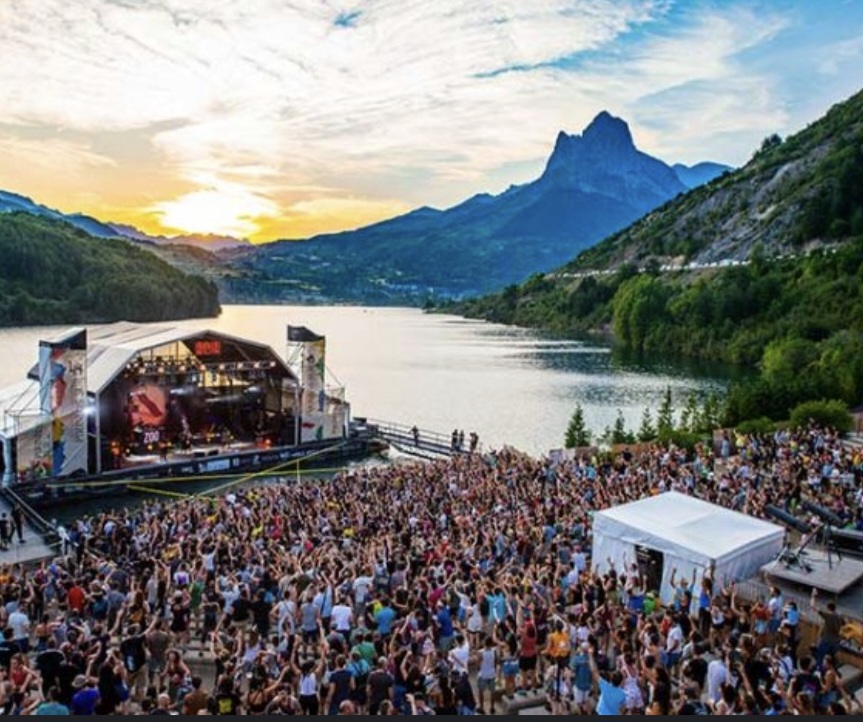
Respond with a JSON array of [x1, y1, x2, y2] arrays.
[[123, 441, 258, 468], [761, 549, 863, 595]]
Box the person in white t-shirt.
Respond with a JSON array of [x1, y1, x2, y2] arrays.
[[476, 636, 498, 714], [330, 596, 353, 635], [663, 614, 684, 670], [448, 634, 471, 676]]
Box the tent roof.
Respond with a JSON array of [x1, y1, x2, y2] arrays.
[[0, 378, 44, 438], [593, 491, 783, 561], [19, 321, 295, 395], [86, 322, 288, 393]]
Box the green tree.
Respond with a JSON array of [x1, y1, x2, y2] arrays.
[[701, 392, 721, 433], [680, 392, 700, 433], [657, 386, 675, 439], [638, 407, 656, 442], [753, 133, 782, 158], [611, 410, 632, 444], [612, 275, 669, 351], [789, 399, 852, 434], [565, 403, 591, 448]]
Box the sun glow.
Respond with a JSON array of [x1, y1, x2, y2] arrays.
[[151, 186, 279, 238]]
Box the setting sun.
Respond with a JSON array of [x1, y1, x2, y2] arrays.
[[151, 185, 278, 238]]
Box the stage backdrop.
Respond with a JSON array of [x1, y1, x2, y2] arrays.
[[36, 328, 88, 478]]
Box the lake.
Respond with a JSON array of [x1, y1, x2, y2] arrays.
[[0, 305, 729, 457]]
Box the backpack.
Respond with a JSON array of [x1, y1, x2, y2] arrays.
[[348, 659, 370, 688], [90, 596, 108, 620]]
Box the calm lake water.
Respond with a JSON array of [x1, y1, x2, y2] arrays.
[[0, 305, 729, 457]]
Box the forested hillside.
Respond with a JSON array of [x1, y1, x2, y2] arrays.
[[568, 87, 863, 270], [0, 213, 221, 326], [448, 87, 863, 426]]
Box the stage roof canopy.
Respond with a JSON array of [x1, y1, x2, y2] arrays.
[[17, 320, 297, 396]]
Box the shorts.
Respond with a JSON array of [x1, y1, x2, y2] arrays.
[[572, 687, 591, 705], [127, 665, 148, 691], [519, 655, 537, 672], [478, 677, 496, 692], [503, 660, 520, 678]]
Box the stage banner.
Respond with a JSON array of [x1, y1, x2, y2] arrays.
[[300, 408, 346, 443], [300, 337, 326, 416], [15, 415, 52, 482], [300, 413, 325, 443], [38, 329, 88, 477]]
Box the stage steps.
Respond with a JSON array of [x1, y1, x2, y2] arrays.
[[0, 493, 59, 565]]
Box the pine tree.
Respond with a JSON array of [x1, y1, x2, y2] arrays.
[[657, 386, 675, 440], [702, 392, 721, 431], [682, 392, 700, 432], [638, 407, 656, 442], [565, 403, 591, 448], [612, 410, 628, 444]]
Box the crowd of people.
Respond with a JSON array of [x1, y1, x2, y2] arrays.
[[0, 422, 862, 715]]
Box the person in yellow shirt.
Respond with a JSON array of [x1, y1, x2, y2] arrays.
[[545, 619, 571, 701]]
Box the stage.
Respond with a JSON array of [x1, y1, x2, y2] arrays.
[[123, 441, 259, 468], [761, 549, 863, 595]]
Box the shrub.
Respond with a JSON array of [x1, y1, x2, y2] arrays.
[[788, 399, 853, 434], [734, 417, 776, 436]]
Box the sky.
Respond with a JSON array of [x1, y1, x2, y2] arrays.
[[1, 0, 862, 243]]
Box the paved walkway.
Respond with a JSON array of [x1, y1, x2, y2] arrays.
[[0, 494, 58, 565]]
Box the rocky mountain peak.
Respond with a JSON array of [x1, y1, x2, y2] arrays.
[[582, 110, 635, 150]]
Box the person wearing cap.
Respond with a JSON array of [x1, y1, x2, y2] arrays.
[[69, 675, 99, 715]]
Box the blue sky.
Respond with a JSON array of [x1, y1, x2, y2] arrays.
[[0, 0, 861, 240]]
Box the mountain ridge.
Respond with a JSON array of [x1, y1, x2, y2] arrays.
[[235, 111, 728, 302], [566, 87, 863, 273]]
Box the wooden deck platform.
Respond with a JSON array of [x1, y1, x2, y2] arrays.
[[761, 549, 863, 595]]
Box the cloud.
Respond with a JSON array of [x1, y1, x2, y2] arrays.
[[817, 35, 863, 76], [0, 135, 116, 173], [284, 196, 412, 228], [0, 0, 860, 236]]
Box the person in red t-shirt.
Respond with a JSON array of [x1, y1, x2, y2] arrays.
[[67, 582, 87, 613]]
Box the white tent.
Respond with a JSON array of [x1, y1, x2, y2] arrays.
[[592, 492, 785, 603]]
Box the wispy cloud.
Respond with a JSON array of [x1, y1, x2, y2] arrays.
[[0, 0, 861, 239]]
